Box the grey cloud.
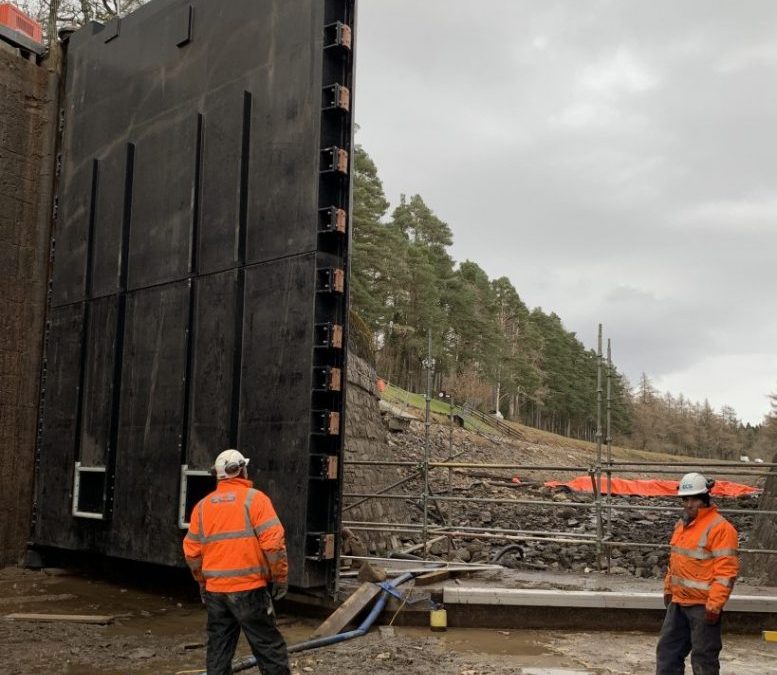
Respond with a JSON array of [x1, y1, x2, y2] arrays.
[[355, 1, 777, 423]]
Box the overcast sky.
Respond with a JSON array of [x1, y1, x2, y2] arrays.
[[354, 0, 777, 425]]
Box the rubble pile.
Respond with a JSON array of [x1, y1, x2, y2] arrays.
[[344, 416, 759, 579]]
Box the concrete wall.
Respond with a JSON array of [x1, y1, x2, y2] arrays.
[[0, 46, 58, 566]]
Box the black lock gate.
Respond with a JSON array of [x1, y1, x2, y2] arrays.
[[34, 0, 356, 592]]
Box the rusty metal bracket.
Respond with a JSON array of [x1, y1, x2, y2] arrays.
[[317, 267, 345, 294], [312, 410, 341, 436], [322, 83, 350, 112], [324, 21, 352, 50], [320, 147, 349, 174], [314, 322, 344, 349], [313, 365, 342, 392], [310, 455, 338, 480], [307, 532, 336, 560], [318, 206, 347, 234]]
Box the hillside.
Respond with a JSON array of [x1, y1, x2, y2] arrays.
[[380, 382, 756, 476], [344, 381, 765, 583]]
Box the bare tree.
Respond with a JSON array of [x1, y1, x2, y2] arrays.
[[18, 0, 148, 44]]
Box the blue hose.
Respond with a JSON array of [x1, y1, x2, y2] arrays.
[[228, 571, 416, 673]]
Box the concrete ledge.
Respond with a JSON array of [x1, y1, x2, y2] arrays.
[[444, 587, 777, 613]]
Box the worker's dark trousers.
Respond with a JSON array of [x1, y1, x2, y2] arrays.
[[205, 587, 290, 675], [656, 603, 722, 675]]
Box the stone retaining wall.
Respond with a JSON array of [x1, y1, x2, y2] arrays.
[[0, 47, 58, 566], [344, 354, 413, 554]]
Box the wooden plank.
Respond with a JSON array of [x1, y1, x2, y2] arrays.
[[415, 570, 453, 586], [0, 594, 77, 606], [310, 582, 382, 639], [4, 613, 115, 624], [401, 535, 447, 555]]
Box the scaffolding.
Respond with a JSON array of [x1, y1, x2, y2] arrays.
[[343, 326, 777, 565]]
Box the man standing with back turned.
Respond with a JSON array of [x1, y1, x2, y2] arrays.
[[184, 449, 291, 675], [656, 472, 739, 675]]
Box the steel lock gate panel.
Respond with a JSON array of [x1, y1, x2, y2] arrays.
[[35, 0, 355, 591]]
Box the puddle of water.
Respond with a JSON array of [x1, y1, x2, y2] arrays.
[[395, 626, 589, 670], [398, 626, 551, 657]]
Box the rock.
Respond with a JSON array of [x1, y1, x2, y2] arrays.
[[454, 548, 471, 563], [429, 540, 446, 556], [375, 652, 391, 660], [357, 562, 387, 583], [479, 511, 493, 524], [610, 566, 630, 575], [378, 626, 395, 637], [552, 492, 569, 502]]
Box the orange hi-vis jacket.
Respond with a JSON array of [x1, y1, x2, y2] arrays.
[[183, 477, 288, 593], [663, 505, 739, 613]]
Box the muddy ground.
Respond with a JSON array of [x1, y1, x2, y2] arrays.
[[1, 567, 774, 675]]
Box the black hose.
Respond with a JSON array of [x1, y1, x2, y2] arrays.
[[490, 543, 524, 563], [387, 551, 424, 561]]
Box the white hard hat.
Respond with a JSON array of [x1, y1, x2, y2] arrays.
[[677, 472, 714, 497], [213, 449, 249, 479]]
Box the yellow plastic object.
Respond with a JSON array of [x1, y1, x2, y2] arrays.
[[430, 607, 447, 632], [764, 630, 777, 643]]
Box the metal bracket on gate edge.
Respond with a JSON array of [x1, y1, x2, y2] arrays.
[[322, 83, 351, 112], [306, 533, 336, 560], [318, 207, 347, 234], [324, 21, 352, 50], [313, 365, 342, 392], [311, 410, 341, 436], [310, 455, 338, 480], [314, 322, 344, 349], [320, 146, 349, 174], [317, 267, 345, 294]]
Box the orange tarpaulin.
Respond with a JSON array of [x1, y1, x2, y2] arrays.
[[544, 476, 760, 498]]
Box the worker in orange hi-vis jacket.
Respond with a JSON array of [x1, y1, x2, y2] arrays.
[[184, 449, 290, 675], [656, 472, 739, 675]]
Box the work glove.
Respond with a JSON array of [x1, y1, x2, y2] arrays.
[[663, 593, 672, 608], [704, 609, 721, 625], [270, 582, 288, 601]]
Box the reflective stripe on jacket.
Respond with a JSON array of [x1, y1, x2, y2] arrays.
[[662, 505, 738, 612], [182, 477, 288, 593]]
